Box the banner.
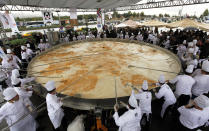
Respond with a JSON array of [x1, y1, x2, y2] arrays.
[[0, 12, 19, 34], [70, 8, 77, 19], [97, 8, 103, 31], [70, 8, 78, 26], [42, 11, 53, 24]]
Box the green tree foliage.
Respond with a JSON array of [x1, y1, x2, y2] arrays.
[[202, 9, 209, 16]]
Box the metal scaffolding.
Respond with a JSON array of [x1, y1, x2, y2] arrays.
[[0, 0, 209, 12], [115, 0, 209, 11], [0, 5, 97, 12]]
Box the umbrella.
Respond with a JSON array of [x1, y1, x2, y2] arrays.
[[141, 20, 167, 27], [115, 20, 141, 28], [166, 18, 209, 31]]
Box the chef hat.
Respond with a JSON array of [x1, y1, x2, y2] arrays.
[[188, 48, 194, 54], [128, 90, 138, 108], [193, 39, 197, 45], [202, 60, 209, 72], [183, 40, 187, 44], [40, 39, 43, 43], [138, 32, 141, 35], [185, 65, 194, 74], [45, 81, 56, 91], [167, 36, 170, 39], [194, 95, 209, 108], [21, 46, 26, 50], [142, 80, 148, 90], [7, 49, 12, 54], [188, 42, 194, 47], [132, 33, 134, 35], [126, 32, 128, 35], [3, 87, 18, 101], [46, 39, 48, 42], [27, 44, 30, 47], [12, 69, 20, 78], [158, 74, 165, 84]]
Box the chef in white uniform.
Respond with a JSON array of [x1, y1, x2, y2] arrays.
[[125, 32, 129, 39], [45, 81, 65, 130], [177, 95, 209, 131], [113, 90, 142, 131], [120, 31, 124, 39], [192, 60, 209, 98], [137, 32, 143, 41], [177, 40, 187, 58], [0, 87, 37, 131], [163, 36, 170, 49], [135, 80, 152, 130], [154, 75, 176, 118], [129, 33, 135, 40], [26, 44, 34, 61], [169, 65, 195, 107], [7, 49, 22, 66], [38, 39, 45, 52]]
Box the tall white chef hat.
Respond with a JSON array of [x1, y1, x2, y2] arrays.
[[183, 40, 187, 45], [142, 80, 148, 90], [193, 39, 197, 45], [128, 90, 138, 108], [126, 32, 128, 35], [6, 49, 12, 54], [202, 60, 209, 72], [46, 39, 48, 42], [194, 95, 209, 108], [138, 32, 141, 35], [188, 48, 194, 54], [158, 74, 165, 84], [3, 87, 18, 101], [45, 81, 56, 91], [27, 44, 30, 48], [167, 36, 170, 39], [185, 65, 194, 74], [188, 42, 194, 47], [132, 33, 134, 35], [40, 39, 43, 43]]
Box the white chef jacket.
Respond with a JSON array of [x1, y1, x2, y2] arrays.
[[26, 48, 34, 57], [130, 35, 135, 40], [192, 75, 209, 96], [125, 34, 129, 39], [21, 51, 28, 60], [46, 93, 64, 129], [0, 98, 36, 131], [169, 75, 195, 97], [178, 106, 209, 129], [120, 34, 124, 39], [177, 45, 187, 57], [135, 91, 152, 115], [155, 84, 176, 102], [14, 87, 33, 107], [192, 69, 202, 77], [113, 107, 142, 131], [137, 34, 143, 41], [12, 55, 21, 64]]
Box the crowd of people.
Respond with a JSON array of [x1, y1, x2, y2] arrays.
[[0, 27, 209, 131]]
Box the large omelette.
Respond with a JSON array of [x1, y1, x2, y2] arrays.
[[28, 40, 181, 99]]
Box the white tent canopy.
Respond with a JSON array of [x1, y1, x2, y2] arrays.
[[0, 0, 141, 9]]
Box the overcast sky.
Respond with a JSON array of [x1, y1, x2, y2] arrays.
[[3, 2, 209, 18]]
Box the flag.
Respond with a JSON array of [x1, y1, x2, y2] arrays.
[[42, 11, 53, 24]]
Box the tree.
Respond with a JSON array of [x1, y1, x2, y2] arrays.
[[159, 14, 163, 17], [202, 9, 209, 16], [164, 13, 170, 17], [133, 12, 136, 18], [140, 12, 145, 17]]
